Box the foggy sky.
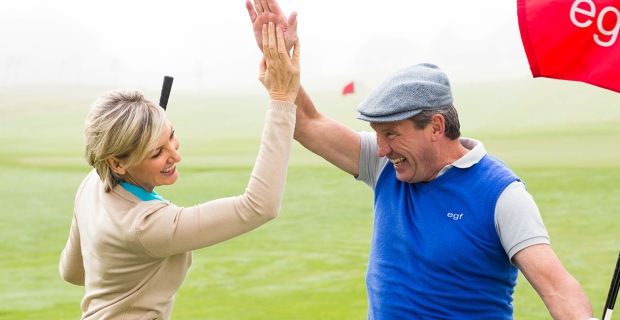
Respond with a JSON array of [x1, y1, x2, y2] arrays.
[[0, 0, 531, 92]]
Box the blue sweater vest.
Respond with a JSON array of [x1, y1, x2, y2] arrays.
[[367, 155, 520, 319]]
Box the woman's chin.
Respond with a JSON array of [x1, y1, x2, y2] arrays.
[[160, 170, 179, 186]]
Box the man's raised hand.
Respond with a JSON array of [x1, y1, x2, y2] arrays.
[[246, 0, 298, 52]]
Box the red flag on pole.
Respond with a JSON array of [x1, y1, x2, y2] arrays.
[[517, 0, 620, 93], [342, 81, 355, 95]]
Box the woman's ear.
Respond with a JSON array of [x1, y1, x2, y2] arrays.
[[105, 158, 125, 175]]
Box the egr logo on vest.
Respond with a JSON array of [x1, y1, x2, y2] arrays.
[[447, 212, 464, 220]]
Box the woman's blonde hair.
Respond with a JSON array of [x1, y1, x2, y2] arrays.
[[84, 90, 167, 192]]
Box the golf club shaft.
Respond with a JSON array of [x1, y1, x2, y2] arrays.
[[602, 252, 620, 320]]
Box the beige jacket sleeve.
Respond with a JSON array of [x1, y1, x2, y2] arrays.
[[59, 201, 86, 285], [135, 100, 296, 258]]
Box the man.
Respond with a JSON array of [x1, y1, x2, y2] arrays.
[[246, 1, 595, 319]]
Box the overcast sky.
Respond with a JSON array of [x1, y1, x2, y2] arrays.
[[0, 0, 532, 92]]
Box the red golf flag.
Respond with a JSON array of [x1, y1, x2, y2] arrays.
[[342, 81, 355, 95], [517, 0, 620, 93]]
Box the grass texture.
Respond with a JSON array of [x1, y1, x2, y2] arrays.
[[0, 78, 619, 319]]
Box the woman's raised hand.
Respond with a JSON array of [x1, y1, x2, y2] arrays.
[[259, 22, 300, 103]]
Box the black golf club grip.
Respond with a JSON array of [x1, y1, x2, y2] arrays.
[[159, 76, 174, 110]]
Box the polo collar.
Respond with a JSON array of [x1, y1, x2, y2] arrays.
[[119, 181, 169, 202], [436, 137, 486, 178]]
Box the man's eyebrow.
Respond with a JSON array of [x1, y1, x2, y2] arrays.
[[372, 126, 394, 133]]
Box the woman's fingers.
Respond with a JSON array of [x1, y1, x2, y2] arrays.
[[264, 22, 282, 69], [277, 25, 299, 67], [260, 20, 300, 102], [276, 24, 288, 59], [259, 56, 267, 75], [262, 23, 269, 57], [263, 21, 297, 69], [268, 23, 278, 63], [291, 38, 300, 68], [262, 23, 276, 66]]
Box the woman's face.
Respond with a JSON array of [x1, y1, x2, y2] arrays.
[[122, 121, 181, 193]]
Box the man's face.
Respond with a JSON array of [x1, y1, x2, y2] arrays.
[[122, 121, 181, 192], [370, 119, 438, 183]]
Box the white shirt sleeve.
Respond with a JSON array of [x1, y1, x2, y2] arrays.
[[356, 131, 388, 191], [495, 181, 550, 262]]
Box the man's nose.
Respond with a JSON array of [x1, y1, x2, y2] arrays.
[[376, 138, 391, 157]]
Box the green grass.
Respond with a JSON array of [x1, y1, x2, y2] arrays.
[[0, 79, 619, 319]]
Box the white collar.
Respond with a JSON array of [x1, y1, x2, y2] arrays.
[[435, 137, 486, 177]]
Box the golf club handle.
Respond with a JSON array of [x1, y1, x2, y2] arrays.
[[159, 76, 174, 110], [604, 310, 613, 320]]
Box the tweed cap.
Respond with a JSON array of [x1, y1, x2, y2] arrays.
[[356, 63, 453, 123]]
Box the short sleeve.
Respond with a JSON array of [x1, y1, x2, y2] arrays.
[[495, 181, 550, 262], [356, 131, 388, 191]]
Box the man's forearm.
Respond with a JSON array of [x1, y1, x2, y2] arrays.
[[543, 277, 593, 320], [290, 85, 361, 176]]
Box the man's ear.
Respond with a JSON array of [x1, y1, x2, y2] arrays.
[[105, 157, 125, 175], [429, 114, 446, 142]]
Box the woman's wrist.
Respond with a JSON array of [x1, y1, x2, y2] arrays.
[[269, 91, 297, 103]]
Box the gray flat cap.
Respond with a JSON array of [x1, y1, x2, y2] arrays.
[[356, 63, 453, 123]]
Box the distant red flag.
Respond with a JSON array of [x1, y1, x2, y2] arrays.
[[342, 81, 355, 95], [517, 0, 620, 93]]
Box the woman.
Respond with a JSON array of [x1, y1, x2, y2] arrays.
[[59, 23, 300, 319]]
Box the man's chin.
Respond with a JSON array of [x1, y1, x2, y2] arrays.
[[395, 172, 413, 183]]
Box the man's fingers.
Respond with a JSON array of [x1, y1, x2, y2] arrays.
[[254, 0, 264, 13], [266, 0, 283, 14], [259, 0, 269, 14], [246, 0, 258, 23], [288, 11, 298, 30]]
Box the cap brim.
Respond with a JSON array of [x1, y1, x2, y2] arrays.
[[356, 109, 425, 123]]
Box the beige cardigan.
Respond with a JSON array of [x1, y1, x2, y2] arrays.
[[60, 101, 296, 319]]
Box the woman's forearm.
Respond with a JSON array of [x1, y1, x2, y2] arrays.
[[135, 101, 297, 257]]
